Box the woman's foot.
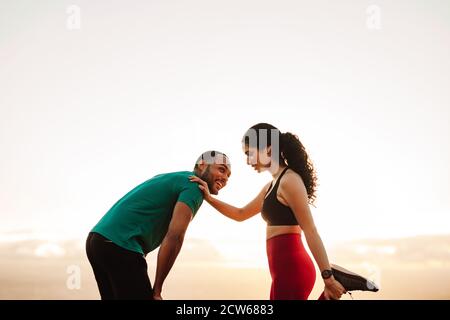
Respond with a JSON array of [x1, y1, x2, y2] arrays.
[[331, 264, 379, 292]]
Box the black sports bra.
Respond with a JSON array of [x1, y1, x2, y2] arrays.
[[261, 167, 299, 226]]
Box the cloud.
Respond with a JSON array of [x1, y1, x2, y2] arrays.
[[33, 243, 66, 258], [330, 234, 450, 266]]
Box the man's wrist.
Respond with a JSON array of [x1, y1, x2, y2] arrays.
[[153, 283, 162, 294]]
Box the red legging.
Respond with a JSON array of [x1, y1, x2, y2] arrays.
[[267, 233, 326, 300]]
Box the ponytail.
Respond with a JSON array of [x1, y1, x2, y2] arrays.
[[281, 132, 318, 205]]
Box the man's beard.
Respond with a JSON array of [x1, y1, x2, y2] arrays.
[[200, 166, 218, 195]]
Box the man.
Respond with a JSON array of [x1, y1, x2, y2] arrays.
[[86, 150, 231, 300]]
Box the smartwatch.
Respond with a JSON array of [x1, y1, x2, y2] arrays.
[[321, 269, 333, 279]]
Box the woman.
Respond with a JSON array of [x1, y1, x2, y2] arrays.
[[190, 123, 345, 300]]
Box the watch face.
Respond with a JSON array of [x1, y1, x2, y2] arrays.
[[322, 270, 333, 279]]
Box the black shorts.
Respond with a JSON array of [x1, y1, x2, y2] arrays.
[[85, 232, 153, 300]]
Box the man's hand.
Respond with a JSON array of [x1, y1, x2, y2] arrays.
[[153, 290, 163, 300]]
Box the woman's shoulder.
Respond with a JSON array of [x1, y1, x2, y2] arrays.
[[279, 168, 306, 190], [262, 180, 273, 194]]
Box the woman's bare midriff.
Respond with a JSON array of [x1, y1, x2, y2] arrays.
[[266, 225, 302, 240]]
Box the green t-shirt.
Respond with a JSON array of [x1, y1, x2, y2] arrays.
[[92, 171, 203, 255]]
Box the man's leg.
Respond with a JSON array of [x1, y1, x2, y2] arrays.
[[88, 233, 153, 300], [107, 250, 153, 300], [85, 233, 115, 299]]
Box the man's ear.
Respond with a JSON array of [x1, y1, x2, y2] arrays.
[[197, 161, 207, 172], [267, 146, 272, 157]]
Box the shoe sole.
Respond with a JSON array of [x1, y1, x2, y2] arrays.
[[331, 264, 379, 292]]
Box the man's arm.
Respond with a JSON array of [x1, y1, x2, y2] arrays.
[[152, 201, 193, 299]]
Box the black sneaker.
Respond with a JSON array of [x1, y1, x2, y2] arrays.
[[331, 264, 379, 292]]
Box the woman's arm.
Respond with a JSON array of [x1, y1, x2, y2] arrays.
[[189, 176, 270, 222], [279, 172, 346, 299]]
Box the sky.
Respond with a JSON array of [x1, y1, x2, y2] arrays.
[[1, 0, 450, 263]]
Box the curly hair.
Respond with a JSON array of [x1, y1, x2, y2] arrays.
[[280, 131, 318, 205], [242, 123, 318, 205]]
